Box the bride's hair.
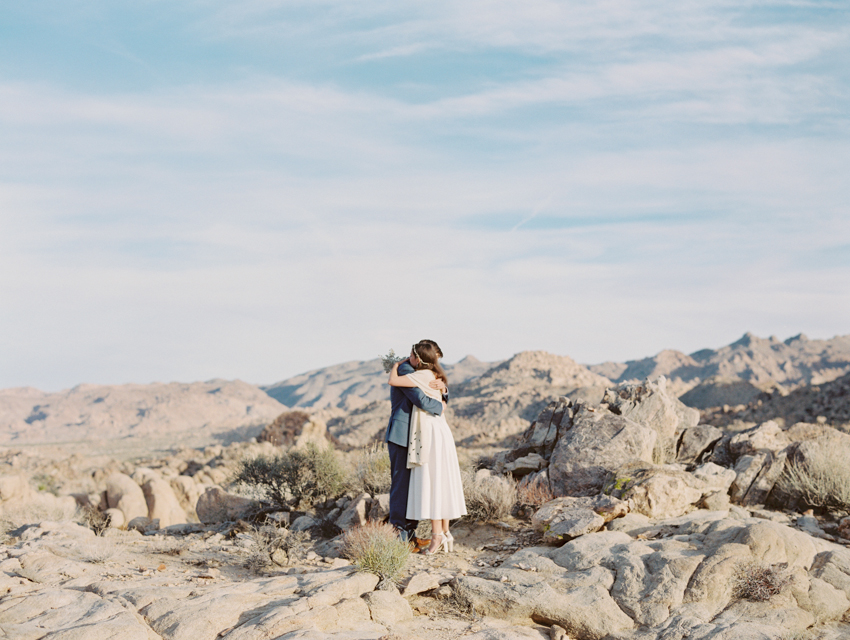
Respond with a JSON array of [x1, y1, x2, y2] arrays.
[[412, 341, 448, 384]]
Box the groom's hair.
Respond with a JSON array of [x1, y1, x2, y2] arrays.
[[412, 341, 448, 384], [420, 339, 443, 359]]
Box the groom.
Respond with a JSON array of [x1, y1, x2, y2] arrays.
[[385, 341, 448, 542]]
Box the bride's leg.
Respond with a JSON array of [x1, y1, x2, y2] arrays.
[[427, 519, 444, 553]]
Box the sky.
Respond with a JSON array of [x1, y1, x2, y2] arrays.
[[1, 0, 849, 392]]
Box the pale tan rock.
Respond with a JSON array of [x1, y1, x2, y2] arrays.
[[0, 587, 158, 639], [105, 472, 148, 523], [0, 474, 33, 502], [142, 477, 187, 527], [363, 589, 414, 626], [195, 486, 257, 524], [170, 475, 202, 517], [793, 576, 850, 623], [104, 507, 125, 528], [336, 492, 370, 530], [532, 495, 628, 541], [402, 572, 443, 596], [729, 420, 790, 457]]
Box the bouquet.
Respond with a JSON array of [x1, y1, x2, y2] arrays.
[[380, 349, 404, 373]]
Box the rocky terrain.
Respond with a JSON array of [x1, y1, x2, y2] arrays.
[[4, 332, 850, 453], [4, 370, 850, 639]]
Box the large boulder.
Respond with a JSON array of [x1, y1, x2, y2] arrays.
[[170, 475, 202, 519], [105, 472, 148, 522], [603, 376, 699, 459], [676, 425, 724, 463], [531, 495, 628, 541], [548, 405, 656, 497], [195, 487, 258, 524], [142, 477, 188, 527], [258, 410, 331, 449], [609, 462, 735, 520]]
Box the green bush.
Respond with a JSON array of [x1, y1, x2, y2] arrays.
[[353, 444, 392, 495], [342, 521, 411, 590], [234, 443, 349, 509]]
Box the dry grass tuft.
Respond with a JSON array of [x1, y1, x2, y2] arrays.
[[732, 561, 792, 602], [243, 525, 307, 574], [342, 521, 411, 589], [517, 478, 555, 508], [72, 540, 124, 564], [352, 444, 392, 496], [461, 471, 517, 523], [148, 537, 190, 556], [778, 438, 850, 512]]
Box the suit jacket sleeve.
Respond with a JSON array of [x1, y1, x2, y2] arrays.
[[397, 361, 443, 415]]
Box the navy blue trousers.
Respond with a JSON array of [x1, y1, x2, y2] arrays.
[[387, 441, 418, 539]]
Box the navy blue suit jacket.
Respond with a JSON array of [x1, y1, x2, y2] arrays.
[[385, 361, 444, 448]]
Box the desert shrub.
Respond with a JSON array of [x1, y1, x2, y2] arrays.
[[462, 470, 517, 523], [233, 443, 349, 509], [778, 438, 850, 512], [342, 521, 410, 589], [243, 525, 308, 573], [32, 473, 61, 496], [517, 478, 555, 508], [148, 537, 189, 556], [352, 444, 392, 495], [732, 561, 792, 602], [71, 539, 124, 564], [80, 505, 111, 536]]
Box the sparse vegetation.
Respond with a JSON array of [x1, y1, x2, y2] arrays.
[[32, 473, 61, 496], [243, 525, 308, 574], [70, 539, 124, 564], [461, 470, 517, 523], [352, 443, 392, 495], [732, 560, 792, 602], [517, 479, 555, 508], [80, 504, 111, 536], [342, 521, 411, 590], [778, 438, 850, 513], [233, 443, 349, 509]]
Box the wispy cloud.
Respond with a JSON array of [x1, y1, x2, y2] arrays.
[[1, 0, 848, 390]]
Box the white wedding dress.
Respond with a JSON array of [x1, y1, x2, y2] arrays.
[[403, 370, 467, 521]]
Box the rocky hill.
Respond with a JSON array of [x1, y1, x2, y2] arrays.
[[325, 351, 611, 449], [0, 380, 286, 447], [590, 332, 850, 399], [263, 355, 497, 410]]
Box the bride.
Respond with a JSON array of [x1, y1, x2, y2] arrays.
[[388, 341, 467, 554]]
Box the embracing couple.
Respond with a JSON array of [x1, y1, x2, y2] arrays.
[[384, 339, 467, 555]]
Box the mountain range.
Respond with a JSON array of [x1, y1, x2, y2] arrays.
[[2, 332, 849, 449]]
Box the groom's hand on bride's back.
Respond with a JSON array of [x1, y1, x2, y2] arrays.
[[429, 379, 447, 392]]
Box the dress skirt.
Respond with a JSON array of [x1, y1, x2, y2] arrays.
[[406, 412, 467, 521]]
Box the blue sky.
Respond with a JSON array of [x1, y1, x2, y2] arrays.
[[1, 0, 849, 391]]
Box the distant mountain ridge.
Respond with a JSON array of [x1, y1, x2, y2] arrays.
[[3, 332, 849, 448], [263, 355, 498, 411], [0, 380, 286, 446], [588, 332, 850, 394]]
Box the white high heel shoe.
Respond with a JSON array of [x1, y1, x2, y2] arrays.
[[422, 533, 448, 555], [445, 531, 455, 553]]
